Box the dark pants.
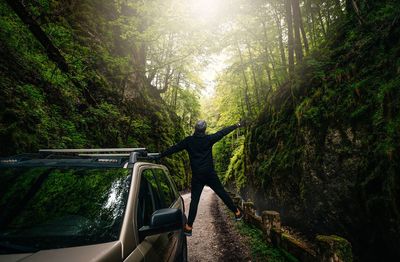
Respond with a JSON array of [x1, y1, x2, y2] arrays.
[[187, 173, 237, 227]]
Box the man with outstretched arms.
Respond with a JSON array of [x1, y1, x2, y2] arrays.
[[159, 120, 246, 236]]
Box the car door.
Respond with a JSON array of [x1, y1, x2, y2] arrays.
[[134, 168, 178, 262], [151, 168, 182, 261]]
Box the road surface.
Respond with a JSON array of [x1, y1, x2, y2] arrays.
[[181, 186, 251, 262]]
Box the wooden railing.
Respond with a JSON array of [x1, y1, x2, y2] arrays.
[[228, 191, 353, 262]]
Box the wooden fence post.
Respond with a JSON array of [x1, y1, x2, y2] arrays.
[[261, 210, 282, 247], [242, 201, 255, 221], [224, 195, 352, 262], [316, 235, 353, 262]]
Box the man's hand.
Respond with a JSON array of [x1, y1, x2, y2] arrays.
[[148, 153, 161, 160], [236, 119, 249, 127]]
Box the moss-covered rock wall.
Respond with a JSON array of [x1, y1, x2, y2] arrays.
[[0, 0, 189, 189], [227, 3, 400, 261]]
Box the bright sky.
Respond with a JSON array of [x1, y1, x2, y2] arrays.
[[200, 53, 229, 98], [188, 0, 224, 23], [187, 0, 230, 98]]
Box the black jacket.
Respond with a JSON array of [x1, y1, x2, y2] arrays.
[[160, 125, 237, 176]]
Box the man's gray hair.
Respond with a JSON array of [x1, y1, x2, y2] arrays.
[[194, 120, 207, 134]]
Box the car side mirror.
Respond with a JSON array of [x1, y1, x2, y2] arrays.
[[139, 208, 183, 238]]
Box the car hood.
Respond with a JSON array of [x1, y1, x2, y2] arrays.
[[0, 241, 122, 262]]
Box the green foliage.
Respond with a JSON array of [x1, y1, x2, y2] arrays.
[[2, 0, 400, 259], [236, 221, 299, 262], [223, 143, 246, 190], [0, 0, 191, 189], [226, 1, 400, 260], [164, 87, 201, 134]]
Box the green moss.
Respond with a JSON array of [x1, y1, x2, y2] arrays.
[[316, 235, 353, 262], [223, 144, 246, 191], [0, 0, 190, 189], [236, 221, 299, 262], [221, 2, 400, 260]]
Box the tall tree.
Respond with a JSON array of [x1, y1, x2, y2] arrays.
[[291, 0, 303, 63], [235, 38, 253, 117], [261, 21, 274, 90], [246, 41, 261, 110], [305, 0, 317, 46], [316, 3, 327, 37], [295, 0, 309, 54], [285, 0, 295, 75], [271, 10, 287, 75]]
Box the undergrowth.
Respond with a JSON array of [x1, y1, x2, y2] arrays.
[[235, 221, 299, 262]]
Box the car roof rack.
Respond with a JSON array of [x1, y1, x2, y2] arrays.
[[39, 148, 147, 153], [38, 148, 159, 164]]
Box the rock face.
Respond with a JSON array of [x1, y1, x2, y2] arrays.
[[230, 3, 400, 261], [0, 0, 189, 189], [243, 90, 400, 262]]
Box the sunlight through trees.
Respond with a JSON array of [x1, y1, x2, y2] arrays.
[[1, 1, 399, 260]]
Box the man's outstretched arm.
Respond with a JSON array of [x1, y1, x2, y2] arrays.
[[209, 124, 240, 144], [160, 138, 188, 158], [209, 120, 248, 144]]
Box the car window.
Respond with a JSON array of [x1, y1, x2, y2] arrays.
[[162, 169, 180, 199], [137, 169, 162, 230], [0, 167, 131, 253], [136, 168, 178, 232], [152, 168, 177, 207]]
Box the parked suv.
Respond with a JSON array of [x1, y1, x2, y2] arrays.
[[0, 148, 187, 261]]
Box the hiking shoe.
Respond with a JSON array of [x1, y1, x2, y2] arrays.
[[235, 208, 243, 221], [184, 225, 192, 236]]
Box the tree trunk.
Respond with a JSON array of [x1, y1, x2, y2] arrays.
[[291, 0, 303, 63], [260, 21, 274, 97], [350, 0, 364, 24], [173, 72, 180, 111], [267, 47, 281, 87], [160, 66, 173, 94], [285, 0, 295, 76], [6, 0, 99, 105], [6, 0, 69, 73], [246, 41, 261, 111], [305, 0, 317, 47], [259, 36, 273, 98], [293, 0, 309, 55], [236, 40, 253, 117], [271, 13, 287, 75], [300, 23, 309, 55], [316, 4, 327, 37]]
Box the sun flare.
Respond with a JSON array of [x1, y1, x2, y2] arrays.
[[189, 0, 222, 22]]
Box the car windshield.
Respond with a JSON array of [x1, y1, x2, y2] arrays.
[[0, 166, 131, 253]]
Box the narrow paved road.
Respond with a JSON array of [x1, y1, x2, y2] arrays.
[[182, 186, 251, 262]]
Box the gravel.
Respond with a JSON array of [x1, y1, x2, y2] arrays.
[[182, 186, 251, 262]]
